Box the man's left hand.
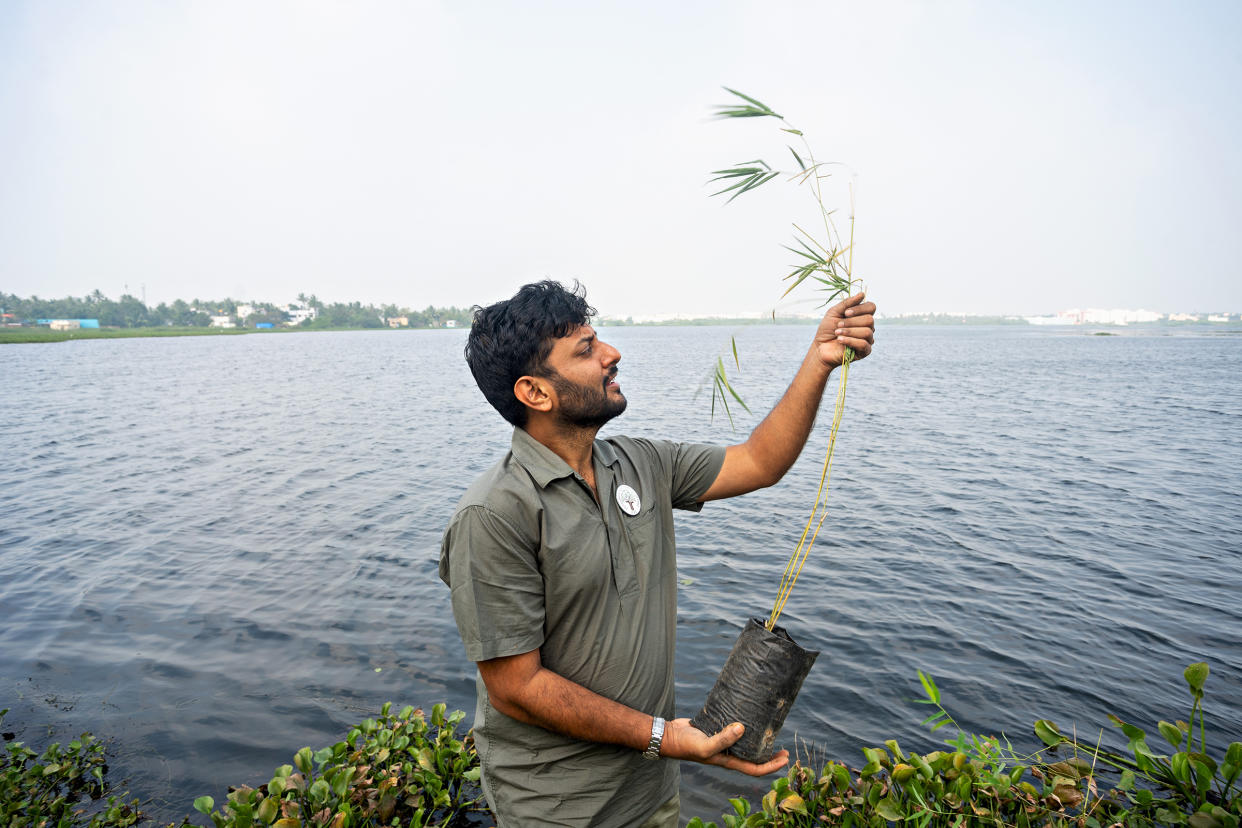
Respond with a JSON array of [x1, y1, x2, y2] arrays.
[[661, 717, 790, 776], [814, 291, 875, 369]]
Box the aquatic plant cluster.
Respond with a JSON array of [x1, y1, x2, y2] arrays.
[[0, 708, 142, 828], [4, 666, 1236, 828], [189, 703, 487, 828], [689, 665, 1241, 828]]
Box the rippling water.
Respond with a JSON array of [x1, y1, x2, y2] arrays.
[[2, 325, 1240, 824]]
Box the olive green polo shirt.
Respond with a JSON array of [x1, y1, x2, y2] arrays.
[[439, 427, 725, 828]]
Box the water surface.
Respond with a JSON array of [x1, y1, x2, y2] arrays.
[[2, 324, 1239, 823]]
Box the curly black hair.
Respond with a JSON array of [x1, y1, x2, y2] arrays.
[[465, 280, 597, 427]]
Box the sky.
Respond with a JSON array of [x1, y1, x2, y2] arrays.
[[1, 0, 1239, 318]]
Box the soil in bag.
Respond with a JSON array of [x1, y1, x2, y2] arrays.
[[690, 617, 819, 764]]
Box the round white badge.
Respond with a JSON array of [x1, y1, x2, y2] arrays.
[[616, 484, 641, 516]]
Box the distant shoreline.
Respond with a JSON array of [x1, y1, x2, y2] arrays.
[[5, 317, 1239, 344], [0, 326, 464, 345]]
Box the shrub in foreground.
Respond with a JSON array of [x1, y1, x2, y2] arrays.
[[191, 703, 489, 828], [688, 664, 1240, 828], [0, 708, 142, 828], [7, 665, 1237, 828]]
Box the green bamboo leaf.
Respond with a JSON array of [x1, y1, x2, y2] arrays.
[[722, 87, 769, 108], [782, 244, 820, 262], [918, 671, 940, 704], [781, 269, 814, 298], [725, 168, 770, 201], [710, 177, 759, 198], [725, 171, 780, 203], [731, 336, 740, 369], [781, 127, 803, 136], [721, 87, 782, 117], [709, 167, 765, 179], [788, 146, 805, 170], [794, 232, 829, 258], [723, 376, 751, 412], [712, 364, 735, 427], [718, 388, 734, 428]]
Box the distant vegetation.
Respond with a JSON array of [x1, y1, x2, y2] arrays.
[[0, 290, 472, 331]]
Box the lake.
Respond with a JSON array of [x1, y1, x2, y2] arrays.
[[1, 323, 1240, 824]]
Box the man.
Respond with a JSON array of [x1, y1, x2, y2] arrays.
[[440, 281, 875, 827]]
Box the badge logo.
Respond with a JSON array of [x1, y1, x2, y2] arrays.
[[616, 484, 641, 516]]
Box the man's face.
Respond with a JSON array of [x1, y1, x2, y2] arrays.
[[543, 325, 626, 429]]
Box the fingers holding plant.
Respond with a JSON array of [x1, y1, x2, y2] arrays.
[[815, 292, 876, 367]]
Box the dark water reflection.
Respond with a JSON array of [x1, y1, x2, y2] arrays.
[[1, 325, 1240, 824]]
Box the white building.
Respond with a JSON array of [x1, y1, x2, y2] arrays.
[[236, 304, 256, 320], [1029, 308, 1163, 325], [1168, 313, 1201, 322], [209, 315, 236, 329], [285, 305, 318, 326]]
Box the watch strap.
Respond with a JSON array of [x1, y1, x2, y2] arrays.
[[643, 716, 665, 760]]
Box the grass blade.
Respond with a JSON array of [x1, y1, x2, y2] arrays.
[[722, 87, 781, 117]]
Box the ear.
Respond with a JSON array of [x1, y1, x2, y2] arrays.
[[514, 375, 555, 416]]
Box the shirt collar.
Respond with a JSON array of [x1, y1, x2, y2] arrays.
[[510, 427, 620, 489]]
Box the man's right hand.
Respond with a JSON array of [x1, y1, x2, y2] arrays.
[[661, 717, 790, 776]]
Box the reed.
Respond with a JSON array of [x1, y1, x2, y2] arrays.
[[706, 88, 861, 630]]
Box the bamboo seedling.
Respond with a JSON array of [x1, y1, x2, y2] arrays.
[[707, 87, 861, 631]]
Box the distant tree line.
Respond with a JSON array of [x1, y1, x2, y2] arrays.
[[0, 290, 474, 330]]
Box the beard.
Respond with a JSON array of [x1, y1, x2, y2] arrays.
[[550, 369, 627, 429]]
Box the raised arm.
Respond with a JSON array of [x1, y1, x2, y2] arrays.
[[478, 649, 790, 776], [699, 292, 875, 502]]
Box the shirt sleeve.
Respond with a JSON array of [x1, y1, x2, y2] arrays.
[[439, 504, 546, 662], [631, 439, 725, 512], [669, 442, 726, 510]]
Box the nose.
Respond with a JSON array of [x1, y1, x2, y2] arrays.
[[600, 339, 620, 367]]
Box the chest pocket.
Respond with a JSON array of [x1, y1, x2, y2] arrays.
[[618, 508, 663, 596]]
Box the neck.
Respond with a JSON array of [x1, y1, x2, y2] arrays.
[[524, 415, 600, 481]]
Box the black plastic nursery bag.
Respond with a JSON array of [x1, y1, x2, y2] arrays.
[[690, 617, 819, 763]]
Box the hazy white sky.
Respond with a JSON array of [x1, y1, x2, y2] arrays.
[[2, 0, 1239, 317]]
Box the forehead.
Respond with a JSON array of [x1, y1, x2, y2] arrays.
[[549, 324, 596, 352]]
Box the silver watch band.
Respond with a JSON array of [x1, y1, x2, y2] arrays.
[[643, 716, 665, 760]]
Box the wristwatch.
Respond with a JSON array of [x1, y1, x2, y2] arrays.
[[643, 716, 665, 760]]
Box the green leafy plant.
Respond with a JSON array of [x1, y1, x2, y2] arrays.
[[1032, 663, 1241, 827], [704, 88, 861, 629], [688, 663, 1241, 827], [0, 708, 143, 828], [191, 702, 488, 828]]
